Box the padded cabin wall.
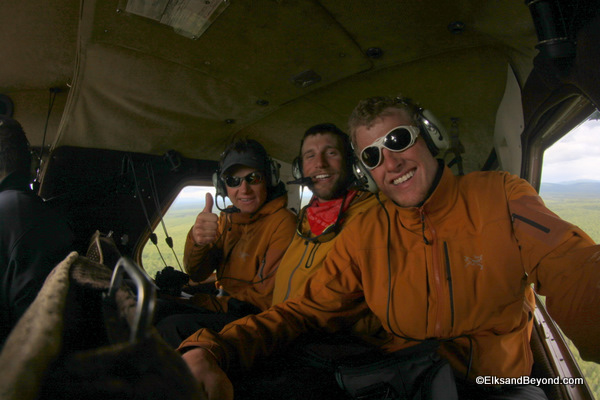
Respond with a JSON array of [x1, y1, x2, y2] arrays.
[[52, 0, 538, 174], [54, 0, 370, 161], [244, 48, 511, 174], [40, 146, 217, 257], [0, 1, 78, 147], [522, 9, 600, 128], [520, 10, 600, 184], [494, 66, 524, 176], [1, 90, 69, 149]]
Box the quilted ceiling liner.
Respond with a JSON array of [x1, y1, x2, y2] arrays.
[[2, 0, 539, 174]]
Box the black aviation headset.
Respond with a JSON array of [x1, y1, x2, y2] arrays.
[[351, 99, 450, 193], [212, 139, 281, 211]]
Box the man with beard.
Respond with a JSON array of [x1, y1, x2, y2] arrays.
[[271, 123, 378, 307], [230, 123, 380, 399]]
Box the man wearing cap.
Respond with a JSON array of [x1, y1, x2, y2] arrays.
[[156, 138, 296, 347]]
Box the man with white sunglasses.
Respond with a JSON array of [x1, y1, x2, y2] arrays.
[[178, 97, 600, 400]]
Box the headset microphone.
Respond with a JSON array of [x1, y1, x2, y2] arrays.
[[286, 176, 313, 186], [214, 193, 241, 214]]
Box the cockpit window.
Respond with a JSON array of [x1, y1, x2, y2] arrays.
[[541, 112, 600, 185], [141, 185, 230, 280], [539, 112, 600, 397]]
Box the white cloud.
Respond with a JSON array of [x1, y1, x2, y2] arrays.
[[170, 186, 231, 210], [175, 186, 214, 199], [541, 118, 600, 183]]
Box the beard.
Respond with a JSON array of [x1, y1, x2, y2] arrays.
[[308, 172, 351, 201]]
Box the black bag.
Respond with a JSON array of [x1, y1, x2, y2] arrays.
[[335, 340, 458, 400]]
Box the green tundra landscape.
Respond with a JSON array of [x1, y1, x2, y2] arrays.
[[539, 181, 600, 398], [142, 181, 600, 397]]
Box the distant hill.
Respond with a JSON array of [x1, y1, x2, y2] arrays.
[[540, 180, 600, 197]]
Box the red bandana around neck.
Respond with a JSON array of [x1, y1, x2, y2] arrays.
[[306, 190, 359, 236]]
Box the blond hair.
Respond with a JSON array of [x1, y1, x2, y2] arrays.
[[347, 96, 420, 147]]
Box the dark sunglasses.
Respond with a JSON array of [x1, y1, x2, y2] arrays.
[[224, 171, 265, 188], [359, 125, 420, 170]]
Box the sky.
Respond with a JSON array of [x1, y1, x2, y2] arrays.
[[541, 117, 600, 183], [172, 186, 230, 211]]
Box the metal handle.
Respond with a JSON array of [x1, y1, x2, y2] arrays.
[[107, 257, 157, 343]]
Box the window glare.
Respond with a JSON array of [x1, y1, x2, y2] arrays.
[[299, 186, 313, 208]]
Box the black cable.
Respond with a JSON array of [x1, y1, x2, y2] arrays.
[[377, 193, 421, 343], [33, 88, 60, 190], [39, 88, 59, 161], [146, 163, 182, 271], [127, 156, 168, 268]]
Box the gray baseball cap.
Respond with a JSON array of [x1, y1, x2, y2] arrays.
[[221, 148, 265, 175]]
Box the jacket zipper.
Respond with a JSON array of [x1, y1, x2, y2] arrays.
[[283, 241, 311, 301], [420, 212, 430, 245], [511, 213, 550, 233], [258, 257, 266, 281], [443, 242, 455, 328], [420, 209, 444, 336]]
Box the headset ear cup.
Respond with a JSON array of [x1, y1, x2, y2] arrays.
[[419, 109, 449, 156], [212, 171, 227, 198], [352, 159, 379, 193], [291, 157, 302, 180]]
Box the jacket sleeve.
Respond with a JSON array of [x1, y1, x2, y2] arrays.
[[178, 227, 371, 371], [183, 216, 225, 283], [506, 174, 600, 362]]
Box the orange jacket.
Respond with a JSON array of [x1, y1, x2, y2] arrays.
[[271, 190, 384, 340], [271, 191, 377, 305], [180, 167, 600, 379], [183, 195, 296, 311]]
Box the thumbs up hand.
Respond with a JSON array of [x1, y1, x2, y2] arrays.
[[192, 193, 219, 246]]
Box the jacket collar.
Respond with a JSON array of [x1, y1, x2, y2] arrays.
[[229, 194, 288, 224], [297, 190, 375, 240], [420, 164, 458, 216], [389, 163, 458, 223]]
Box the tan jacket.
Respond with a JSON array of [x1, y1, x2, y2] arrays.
[[183, 195, 296, 311], [180, 167, 600, 379]]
